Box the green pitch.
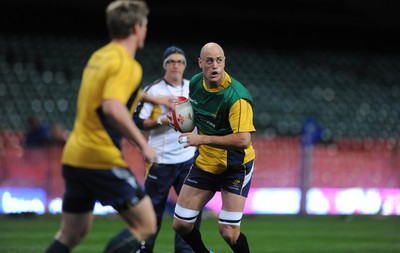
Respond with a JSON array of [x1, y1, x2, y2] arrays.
[[0, 214, 399, 253]]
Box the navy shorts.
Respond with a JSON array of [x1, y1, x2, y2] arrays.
[[144, 158, 194, 207], [184, 160, 254, 197], [62, 164, 146, 213]]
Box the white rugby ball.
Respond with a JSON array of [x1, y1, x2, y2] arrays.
[[172, 96, 195, 133]]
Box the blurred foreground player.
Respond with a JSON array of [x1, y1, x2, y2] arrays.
[[44, 1, 175, 252]]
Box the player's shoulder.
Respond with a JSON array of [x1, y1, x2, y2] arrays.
[[97, 42, 130, 60], [190, 72, 203, 81], [144, 78, 164, 90], [91, 42, 137, 72], [183, 78, 190, 85]]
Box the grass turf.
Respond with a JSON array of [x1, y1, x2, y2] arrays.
[[0, 213, 399, 253]]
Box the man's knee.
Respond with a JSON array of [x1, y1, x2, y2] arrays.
[[218, 210, 243, 245], [120, 197, 157, 241], [56, 230, 87, 249], [56, 219, 91, 247], [131, 213, 157, 241], [173, 204, 200, 234]]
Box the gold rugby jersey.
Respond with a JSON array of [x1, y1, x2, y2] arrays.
[[62, 42, 143, 169]]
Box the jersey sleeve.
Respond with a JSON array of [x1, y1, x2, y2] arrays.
[[139, 87, 155, 119], [229, 99, 256, 133]]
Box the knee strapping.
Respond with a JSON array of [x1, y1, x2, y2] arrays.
[[219, 210, 243, 226], [174, 204, 200, 223]]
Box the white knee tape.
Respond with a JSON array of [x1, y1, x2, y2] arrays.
[[219, 210, 243, 226], [174, 204, 200, 223]]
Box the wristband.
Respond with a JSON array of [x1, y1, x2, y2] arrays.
[[178, 136, 187, 144]]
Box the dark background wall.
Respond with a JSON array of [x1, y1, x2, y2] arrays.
[[1, 1, 399, 138], [1, 0, 399, 50]]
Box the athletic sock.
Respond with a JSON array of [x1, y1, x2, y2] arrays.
[[103, 228, 140, 253], [180, 227, 209, 253], [230, 232, 250, 253], [44, 240, 70, 253]]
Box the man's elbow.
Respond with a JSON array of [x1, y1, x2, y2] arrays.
[[102, 100, 122, 123], [236, 133, 252, 148], [238, 141, 251, 149]]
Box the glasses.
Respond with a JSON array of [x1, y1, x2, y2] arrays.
[[202, 57, 225, 65], [166, 59, 185, 65]]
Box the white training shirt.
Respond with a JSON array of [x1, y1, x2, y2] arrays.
[[138, 79, 196, 164]]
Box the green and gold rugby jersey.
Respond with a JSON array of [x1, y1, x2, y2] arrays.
[[189, 72, 256, 174]]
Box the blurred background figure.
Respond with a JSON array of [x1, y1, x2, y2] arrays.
[[24, 115, 51, 148], [49, 123, 70, 146]]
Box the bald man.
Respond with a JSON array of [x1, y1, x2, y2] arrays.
[[170, 42, 256, 253]]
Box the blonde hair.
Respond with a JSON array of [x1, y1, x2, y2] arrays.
[[106, 0, 149, 39]]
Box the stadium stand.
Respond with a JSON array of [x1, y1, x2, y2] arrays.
[[0, 33, 399, 141]]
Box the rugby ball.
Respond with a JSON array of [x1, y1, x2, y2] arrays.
[[171, 96, 195, 133]]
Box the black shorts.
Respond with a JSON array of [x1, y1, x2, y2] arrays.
[[184, 160, 254, 197], [62, 164, 146, 213]]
